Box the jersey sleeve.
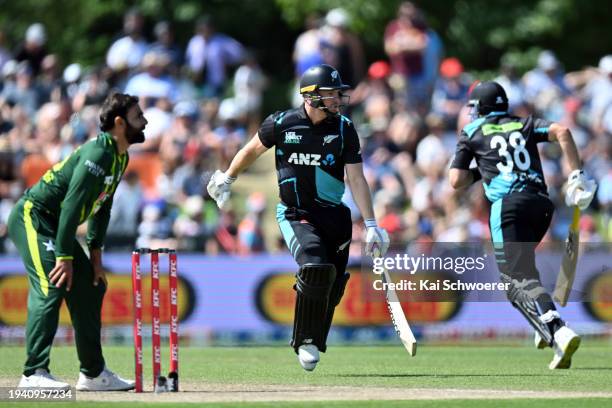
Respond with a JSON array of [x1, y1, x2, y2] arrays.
[[530, 117, 554, 143], [55, 148, 109, 259], [450, 131, 474, 170], [257, 112, 278, 148], [341, 118, 362, 164]]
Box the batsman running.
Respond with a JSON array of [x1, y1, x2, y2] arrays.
[[208, 64, 390, 371], [8, 93, 146, 390], [449, 81, 597, 369]]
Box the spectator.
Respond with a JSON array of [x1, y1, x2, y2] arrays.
[[292, 13, 324, 77], [320, 8, 366, 88], [14, 23, 48, 77], [0, 29, 13, 74], [587, 55, 612, 136], [384, 2, 442, 113], [0, 62, 41, 118], [431, 57, 470, 128], [523, 50, 570, 119], [106, 8, 149, 72], [185, 16, 245, 98], [495, 57, 527, 113], [124, 51, 178, 104], [107, 171, 143, 248], [237, 192, 266, 254], [233, 51, 267, 134], [150, 21, 183, 71]]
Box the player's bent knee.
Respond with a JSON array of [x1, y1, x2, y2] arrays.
[[295, 263, 336, 299]]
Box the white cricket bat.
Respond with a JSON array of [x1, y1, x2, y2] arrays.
[[375, 250, 417, 356], [553, 206, 581, 306]]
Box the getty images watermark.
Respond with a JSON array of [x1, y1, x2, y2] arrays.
[[362, 242, 610, 302], [372, 252, 510, 292]]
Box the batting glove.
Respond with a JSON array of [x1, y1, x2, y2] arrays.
[[364, 218, 390, 258], [207, 170, 236, 210], [565, 169, 597, 210]]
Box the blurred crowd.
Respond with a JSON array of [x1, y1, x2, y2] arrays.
[[0, 2, 610, 255]]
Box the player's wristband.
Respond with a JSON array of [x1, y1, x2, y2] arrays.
[[470, 168, 482, 183], [364, 218, 377, 229], [223, 172, 237, 185]]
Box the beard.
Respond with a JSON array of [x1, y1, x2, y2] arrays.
[[125, 122, 145, 144]]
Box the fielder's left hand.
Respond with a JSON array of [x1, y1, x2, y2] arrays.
[[364, 219, 390, 257]]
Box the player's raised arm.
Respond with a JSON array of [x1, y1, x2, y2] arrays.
[[547, 123, 597, 209], [207, 133, 270, 210]]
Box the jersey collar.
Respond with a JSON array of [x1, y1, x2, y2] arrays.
[[100, 132, 121, 156]]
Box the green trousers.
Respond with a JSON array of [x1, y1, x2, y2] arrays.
[[8, 198, 106, 377]]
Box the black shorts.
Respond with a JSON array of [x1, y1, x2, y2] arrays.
[[276, 203, 352, 275], [489, 192, 554, 281]]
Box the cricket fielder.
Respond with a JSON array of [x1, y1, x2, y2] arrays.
[[449, 81, 597, 369], [9, 93, 147, 389], [208, 64, 390, 371]]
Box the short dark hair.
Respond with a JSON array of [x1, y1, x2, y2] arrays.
[[99, 92, 139, 131]]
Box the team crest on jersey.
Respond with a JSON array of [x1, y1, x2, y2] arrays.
[[288, 153, 321, 166], [284, 132, 302, 144], [104, 176, 114, 185]]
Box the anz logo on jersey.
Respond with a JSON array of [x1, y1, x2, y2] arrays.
[[288, 153, 321, 166]]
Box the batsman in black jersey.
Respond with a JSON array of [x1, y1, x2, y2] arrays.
[[449, 81, 597, 369], [207, 64, 390, 371]]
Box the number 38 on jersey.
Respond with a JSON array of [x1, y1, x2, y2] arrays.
[[490, 131, 531, 173]]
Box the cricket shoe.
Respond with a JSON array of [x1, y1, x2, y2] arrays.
[[549, 326, 581, 369], [534, 332, 548, 349], [298, 344, 320, 372], [76, 367, 134, 391], [18, 368, 70, 389]]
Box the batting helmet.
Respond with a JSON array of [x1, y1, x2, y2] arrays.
[[299, 64, 350, 94], [467, 81, 508, 115]]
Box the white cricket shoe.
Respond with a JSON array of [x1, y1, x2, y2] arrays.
[[534, 332, 548, 349], [297, 344, 320, 372], [18, 368, 70, 389], [75, 367, 134, 391], [549, 326, 581, 369]]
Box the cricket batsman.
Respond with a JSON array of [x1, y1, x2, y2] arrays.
[[208, 64, 390, 371], [449, 81, 597, 369], [9, 93, 146, 389]]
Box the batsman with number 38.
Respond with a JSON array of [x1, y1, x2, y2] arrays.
[[8, 93, 145, 390], [449, 81, 597, 369], [208, 64, 390, 371]]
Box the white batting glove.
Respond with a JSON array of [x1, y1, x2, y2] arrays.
[[364, 218, 390, 258], [565, 169, 597, 210], [207, 170, 236, 210]]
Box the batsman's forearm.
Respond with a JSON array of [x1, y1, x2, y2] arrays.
[[226, 146, 259, 178], [556, 129, 581, 171], [349, 175, 376, 221]]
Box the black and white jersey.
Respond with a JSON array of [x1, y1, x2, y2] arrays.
[[451, 112, 553, 203], [258, 105, 362, 209]]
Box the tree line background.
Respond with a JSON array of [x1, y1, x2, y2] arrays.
[[0, 0, 610, 109]]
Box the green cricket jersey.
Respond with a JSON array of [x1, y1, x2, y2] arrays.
[[25, 132, 129, 259]]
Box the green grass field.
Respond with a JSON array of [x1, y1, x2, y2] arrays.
[[1, 342, 611, 407]]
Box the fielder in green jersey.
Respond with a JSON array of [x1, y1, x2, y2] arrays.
[[8, 93, 147, 391]]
